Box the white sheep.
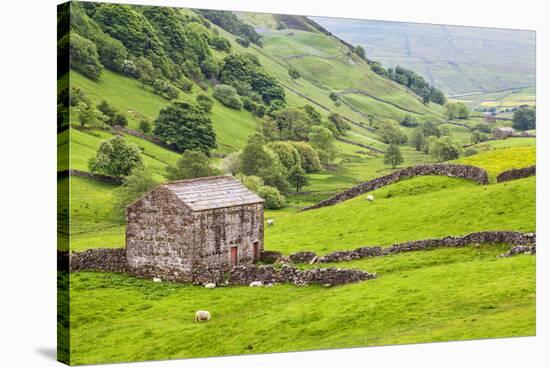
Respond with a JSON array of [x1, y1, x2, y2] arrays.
[[204, 282, 216, 289], [153, 277, 162, 283], [366, 194, 374, 202], [195, 310, 211, 322], [267, 219, 274, 227], [249, 281, 263, 287]]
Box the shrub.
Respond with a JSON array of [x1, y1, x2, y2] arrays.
[[400, 115, 418, 127], [196, 94, 214, 113], [152, 79, 179, 100], [88, 136, 143, 177], [288, 67, 301, 80], [213, 84, 243, 109], [138, 119, 151, 134], [257, 185, 285, 209], [464, 148, 479, 157], [112, 113, 128, 127], [429, 136, 462, 162], [221, 152, 241, 175], [209, 36, 231, 52], [376, 120, 408, 144], [235, 37, 251, 47], [236, 174, 264, 192], [200, 58, 219, 79]]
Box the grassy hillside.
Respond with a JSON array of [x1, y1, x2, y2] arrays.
[[266, 176, 535, 254], [455, 145, 536, 179], [312, 18, 536, 96], [69, 247, 534, 364]]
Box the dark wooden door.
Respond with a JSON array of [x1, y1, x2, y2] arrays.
[[253, 241, 259, 262], [230, 246, 238, 266]]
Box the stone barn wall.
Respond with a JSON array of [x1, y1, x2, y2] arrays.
[[303, 164, 489, 211], [125, 186, 197, 282]]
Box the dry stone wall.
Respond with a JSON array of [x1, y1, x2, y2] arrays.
[[69, 248, 127, 272], [303, 164, 489, 211], [497, 165, 536, 183], [228, 264, 377, 286], [58, 169, 123, 185], [287, 231, 536, 263]]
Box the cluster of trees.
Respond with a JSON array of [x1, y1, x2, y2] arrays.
[[512, 106, 536, 131], [373, 119, 408, 145], [444, 102, 470, 120], [410, 121, 462, 161], [470, 122, 492, 144], [386, 66, 446, 105], [63, 3, 234, 92]]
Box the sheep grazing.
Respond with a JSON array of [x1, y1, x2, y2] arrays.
[[249, 281, 263, 287], [153, 277, 162, 283], [267, 219, 274, 227], [204, 282, 216, 289], [366, 195, 374, 202], [195, 310, 211, 322]]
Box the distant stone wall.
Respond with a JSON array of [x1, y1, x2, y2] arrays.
[[58, 169, 123, 185], [499, 244, 536, 257], [303, 164, 489, 211], [288, 231, 536, 263], [228, 264, 377, 286], [497, 165, 536, 183], [69, 248, 127, 272]]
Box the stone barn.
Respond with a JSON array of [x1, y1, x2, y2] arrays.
[[493, 126, 515, 139], [125, 176, 264, 282]]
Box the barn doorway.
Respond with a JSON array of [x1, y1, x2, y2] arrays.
[[230, 246, 238, 266], [253, 241, 259, 262]]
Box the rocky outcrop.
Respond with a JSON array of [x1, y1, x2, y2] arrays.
[[303, 164, 489, 211], [289, 231, 536, 263], [497, 165, 536, 183], [228, 264, 377, 286]]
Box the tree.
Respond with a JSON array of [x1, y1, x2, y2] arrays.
[[329, 92, 339, 102], [384, 144, 404, 169], [221, 152, 241, 175], [309, 126, 338, 164], [288, 67, 301, 80], [166, 150, 220, 180], [257, 118, 280, 142], [512, 106, 536, 131], [290, 142, 322, 173], [420, 121, 441, 138], [240, 135, 289, 193], [328, 113, 351, 135], [354, 45, 366, 60], [271, 107, 313, 141], [76, 102, 99, 128], [471, 130, 489, 144], [88, 136, 143, 177], [69, 33, 102, 80], [411, 128, 426, 151], [288, 165, 309, 192], [114, 167, 157, 215], [196, 94, 214, 113], [236, 174, 264, 192], [266, 141, 301, 170], [97, 101, 116, 122], [135, 57, 155, 86], [213, 84, 243, 109], [376, 120, 408, 144], [154, 102, 216, 154], [445, 102, 470, 120], [429, 136, 462, 162]]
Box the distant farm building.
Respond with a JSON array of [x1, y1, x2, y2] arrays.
[[484, 113, 497, 123], [493, 126, 515, 139], [125, 176, 264, 282]]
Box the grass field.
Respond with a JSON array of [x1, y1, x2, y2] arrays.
[[266, 176, 535, 254], [455, 145, 536, 179], [69, 245, 534, 364]]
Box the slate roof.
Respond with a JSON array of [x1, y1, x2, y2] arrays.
[[164, 176, 264, 211]]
